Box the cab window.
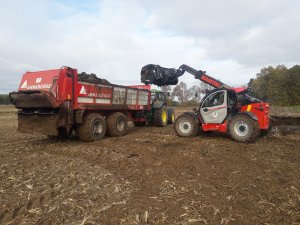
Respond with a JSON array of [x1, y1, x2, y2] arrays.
[[202, 91, 225, 108], [228, 91, 236, 107]]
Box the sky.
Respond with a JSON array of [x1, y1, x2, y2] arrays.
[[0, 0, 300, 93]]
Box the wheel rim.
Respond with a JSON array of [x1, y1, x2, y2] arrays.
[[92, 120, 103, 135], [117, 118, 125, 131], [179, 120, 192, 134], [162, 110, 167, 123], [233, 121, 249, 137]]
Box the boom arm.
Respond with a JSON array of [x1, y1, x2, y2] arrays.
[[141, 64, 231, 89]]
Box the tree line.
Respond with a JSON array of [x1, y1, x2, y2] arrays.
[[0, 94, 10, 104], [248, 65, 300, 105], [164, 64, 300, 106]]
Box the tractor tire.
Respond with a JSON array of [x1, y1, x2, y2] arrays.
[[175, 114, 200, 138], [153, 105, 168, 127], [106, 112, 128, 137], [77, 113, 106, 142], [228, 114, 260, 143], [167, 108, 175, 124]]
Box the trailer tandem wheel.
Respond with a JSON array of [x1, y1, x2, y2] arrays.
[[106, 112, 128, 137], [77, 113, 106, 142]]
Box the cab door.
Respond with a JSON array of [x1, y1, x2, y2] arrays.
[[200, 90, 227, 124]]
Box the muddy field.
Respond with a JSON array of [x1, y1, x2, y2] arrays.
[[0, 106, 300, 225]]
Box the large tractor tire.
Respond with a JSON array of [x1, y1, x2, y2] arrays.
[[175, 114, 200, 137], [106, 112, 128, 137], [153, 105, 168, 127], [167, 108, 175, 124], [77, 113, 106, 142], [228, 114, 260, 143]]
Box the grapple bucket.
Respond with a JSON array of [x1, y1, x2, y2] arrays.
[[140, 64, 183, 86]]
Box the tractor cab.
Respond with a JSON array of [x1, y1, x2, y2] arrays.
[[151, 90, 167, 104]]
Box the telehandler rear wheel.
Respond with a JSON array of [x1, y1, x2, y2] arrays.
[[77, 113, 106, 142], [175, 114, 200, 137], [228, 114, 260, 142], [106, 112, 128, 137], [154, 105, 168, 127]]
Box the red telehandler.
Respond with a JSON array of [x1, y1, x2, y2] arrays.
[[141, 64, 270, 142]]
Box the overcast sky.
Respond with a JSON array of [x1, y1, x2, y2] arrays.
[[1, 0, 299, 93]]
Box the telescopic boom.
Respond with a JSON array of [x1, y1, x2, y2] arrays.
[[141, 64, 231, 89]]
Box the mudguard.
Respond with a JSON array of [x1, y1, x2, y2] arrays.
[[182, 112, 201, 125], [238, 111, 258, 121], [152, 101, 165, 109]]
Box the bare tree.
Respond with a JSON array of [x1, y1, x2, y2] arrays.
[[189, 85, 202, 102], [160, 85, 171, 97], [171, 82, 192, 103], [199, 81, 213, 94], [188, 82, 214, 102]]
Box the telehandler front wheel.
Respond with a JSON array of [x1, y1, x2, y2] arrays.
[[228, 114, 260, 143], [77, 113, 106, 142], [175, 114, 200, 137]]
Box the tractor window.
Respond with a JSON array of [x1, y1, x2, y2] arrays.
[[202, 91, 225, 108], [158, 93, 165, 102]]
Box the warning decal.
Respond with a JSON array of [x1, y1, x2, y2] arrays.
[[80, 86, 87, 94], [21, 80, 28, 89]]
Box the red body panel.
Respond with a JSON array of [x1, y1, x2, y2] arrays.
[[17, 68, 151, 112], [240, 103, 270, 129], [128, 84, 151, 90], [230, 87, 246, 93], [17, 68, 73, 108], [18, 69, 61, 92], [202, 123, 227, 132], [75, 81, 151, 111], [201, 103, 270, 133]]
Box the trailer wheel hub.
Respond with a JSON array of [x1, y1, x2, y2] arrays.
[[117, 118, 125, 131], [92, 120, 103, 135], [234, 121, 249, 137]]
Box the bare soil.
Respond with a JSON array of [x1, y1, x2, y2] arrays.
[[0, 106, 300, 225]]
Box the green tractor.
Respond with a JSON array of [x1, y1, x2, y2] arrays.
[[151, 90, 175, 126], [134, 90, 175, 127]]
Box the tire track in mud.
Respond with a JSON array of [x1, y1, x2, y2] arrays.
[[0, 184, 61, 224], [24, 140, 170, 215], [1, 139, 139, 224]]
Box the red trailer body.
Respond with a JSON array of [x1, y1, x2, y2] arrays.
[[16, 67, 151, 111], [10, 67, 154, 141]]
